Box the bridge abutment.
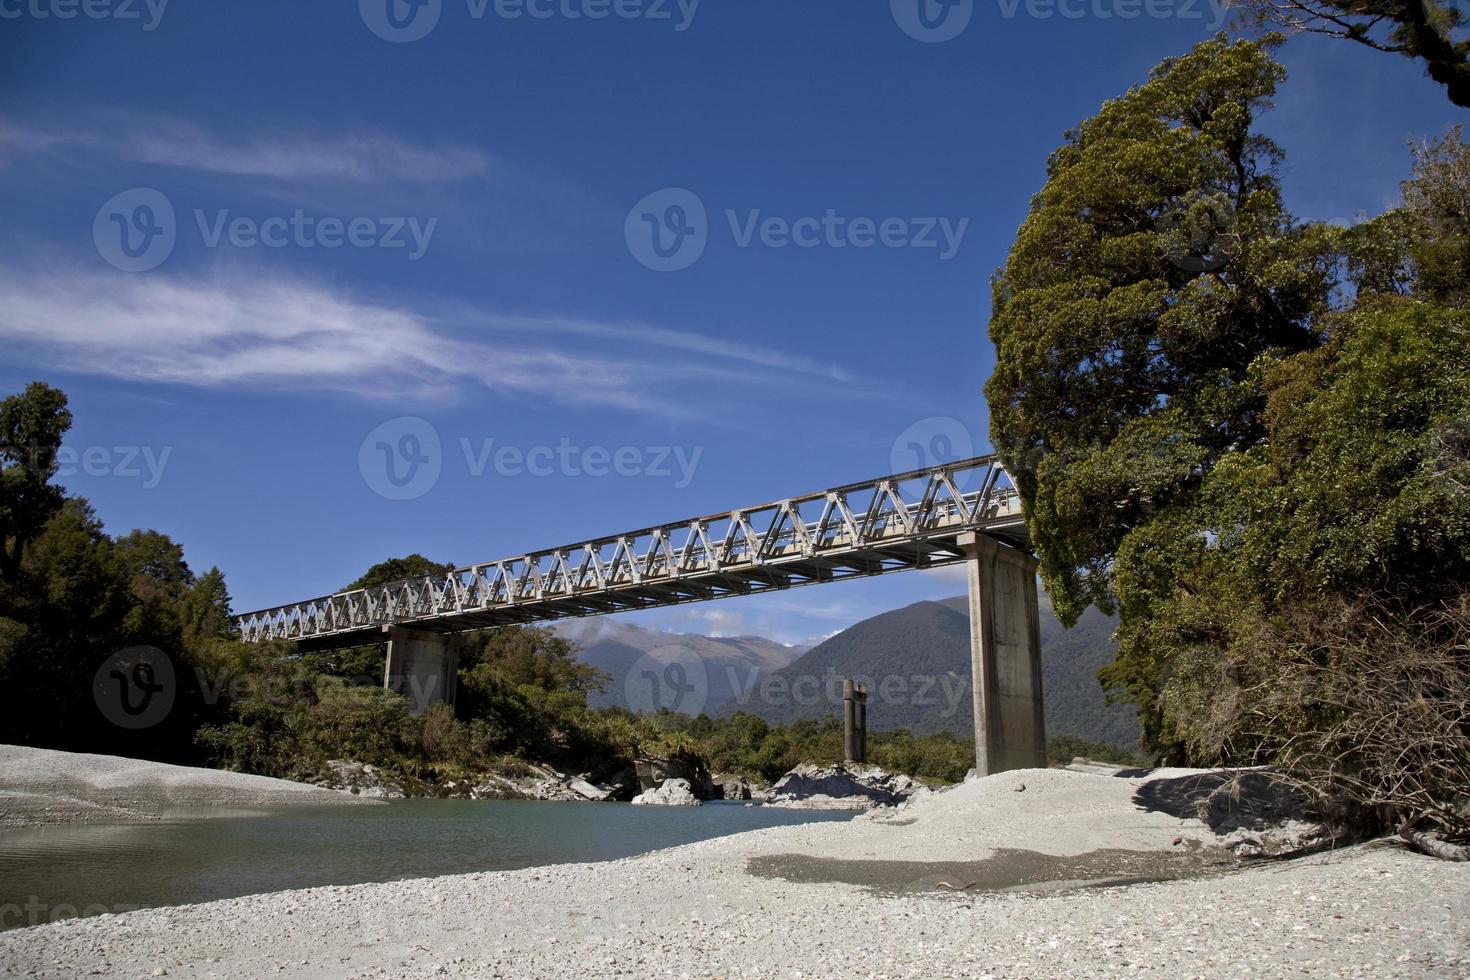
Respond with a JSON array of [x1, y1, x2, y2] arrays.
[[960, 531, 1047, 776], [383, 627, 459, 715]]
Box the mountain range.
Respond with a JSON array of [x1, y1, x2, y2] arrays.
[[553, 618, 807, 715], [561, 594, 1138, 750]]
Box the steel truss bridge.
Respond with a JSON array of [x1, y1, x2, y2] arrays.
[[234, 455, 1028, 650]]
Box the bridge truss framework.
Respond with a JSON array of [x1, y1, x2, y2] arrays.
[[233, 454, 1047, 774]]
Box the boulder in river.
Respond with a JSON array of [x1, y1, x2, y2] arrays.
[[765, 763, 924, 810], [635, 755, 715, 800], [631, 777, 701, 806], [714, 774, 754, 801]]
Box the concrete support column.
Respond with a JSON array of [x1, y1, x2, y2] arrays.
[[382, 626, 459, 715], [960, 532, 1047, 775], [843, 679, 868, 764]]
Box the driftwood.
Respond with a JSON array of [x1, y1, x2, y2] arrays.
[[1400, 818, 1470, 862]]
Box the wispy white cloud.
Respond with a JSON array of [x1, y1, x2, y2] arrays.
[[0, 113, 491, 183], [0, 268, 860, 417], [452, 311, 854, 383]]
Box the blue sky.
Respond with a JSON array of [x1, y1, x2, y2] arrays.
[[1, 1, 1463, 644]]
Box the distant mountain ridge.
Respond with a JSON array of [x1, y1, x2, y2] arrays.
[[555, 619, 807, 714], [708, 596, 1138, 750]]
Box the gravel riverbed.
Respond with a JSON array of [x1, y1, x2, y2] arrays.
[[1, 767, 1465, 978]]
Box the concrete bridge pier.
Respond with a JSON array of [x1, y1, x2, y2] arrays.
[[383, 626, 460, 715], [960, 531, 1047, 775]]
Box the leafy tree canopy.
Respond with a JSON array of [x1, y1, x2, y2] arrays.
[[989, 35, 1470, 752], [0, 382, 72, 584], [987, 34, 1333, 627], [345, 554, 455, 591]]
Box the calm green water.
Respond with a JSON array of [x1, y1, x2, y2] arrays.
[[0, 800, 852, 930]]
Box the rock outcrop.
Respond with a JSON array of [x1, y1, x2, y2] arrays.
[[316, 761, 624, 802], [315, 761, 408, 799], [631, 778, 701, 806], [635, 755, 715, 800], [714, 774, 755, 801], [765, 764, 925, 810]]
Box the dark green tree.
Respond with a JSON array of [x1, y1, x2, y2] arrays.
[[1229, 0, 1470, 107], [987, 35, 1333, 628], [177, 567, 234, 642], [990, 38, 1470, 755], [345, 554, 455, 591], [0, 383, 72, 585]]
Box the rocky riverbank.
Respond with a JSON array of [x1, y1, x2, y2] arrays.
[[0, 743, 925, 825], [308, 756, 929, 810], [2, 766, 1464, 978]]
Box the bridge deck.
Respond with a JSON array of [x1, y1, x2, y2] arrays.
[[234, 455, 1027, 649]]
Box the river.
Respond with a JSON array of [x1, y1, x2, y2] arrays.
[[0, 799, 853, 930]]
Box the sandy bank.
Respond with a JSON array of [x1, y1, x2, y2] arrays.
[[0, 745, 378, 828], [1, 766, 1465, 978]]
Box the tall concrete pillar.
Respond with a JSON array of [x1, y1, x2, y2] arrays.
[[383, 626, 459, 715], [960, 531, 1047, 775]]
